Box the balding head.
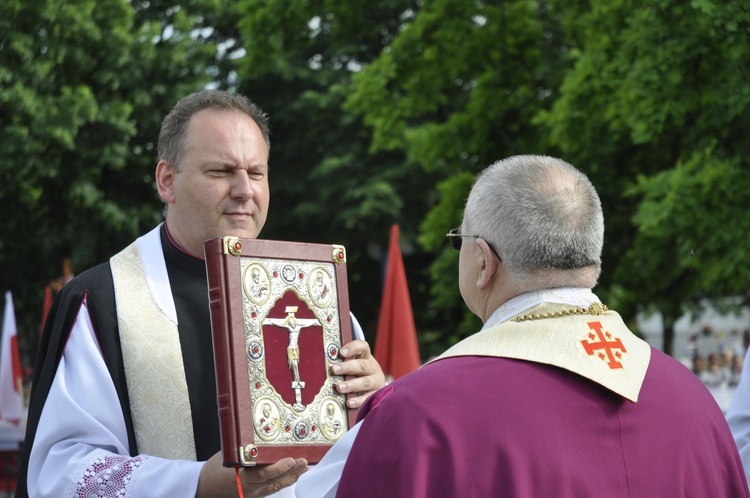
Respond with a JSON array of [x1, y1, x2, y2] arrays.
[[462, 155, 604, 292]]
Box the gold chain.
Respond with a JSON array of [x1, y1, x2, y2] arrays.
[[511, 302, 608, 322]]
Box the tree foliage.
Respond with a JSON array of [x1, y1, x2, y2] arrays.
[[0, 0, 223, 361], [536, 0, 750, 352], [344, 0, 570, 343], [1, 0, 748, 363], [344, 0, 750, 352], [232, 0, 443, 346]]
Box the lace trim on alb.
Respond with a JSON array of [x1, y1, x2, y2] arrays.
[[72, 452, 144, 498]]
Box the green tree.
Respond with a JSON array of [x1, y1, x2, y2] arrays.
[[343, 0, 570, 350], [0, 0, 224, 364], [233, 0, 443, 346], [537, 0, 750, 354]]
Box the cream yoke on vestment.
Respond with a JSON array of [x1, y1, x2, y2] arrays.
[[432, 302, 651, 402]]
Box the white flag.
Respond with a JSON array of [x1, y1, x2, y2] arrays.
[[0, 291, 23, 423]]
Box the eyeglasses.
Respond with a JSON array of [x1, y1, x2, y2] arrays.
[[445, 228, 502, 262]]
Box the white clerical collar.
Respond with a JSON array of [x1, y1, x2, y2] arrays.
[[483, 287, 599, 331]]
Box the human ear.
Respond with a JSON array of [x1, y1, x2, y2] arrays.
[[155, 160, 176, 204], [475, 239, 499, 289]]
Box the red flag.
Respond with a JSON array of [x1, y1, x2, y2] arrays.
[[374, 225, 421, 380], [0, 291, 24, 424]]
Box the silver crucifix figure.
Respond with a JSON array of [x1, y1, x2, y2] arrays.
[[264, 306, 321, 410]]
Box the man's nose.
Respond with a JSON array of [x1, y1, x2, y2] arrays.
[[231, 171, 254, 200]]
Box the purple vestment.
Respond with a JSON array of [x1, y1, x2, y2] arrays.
[[337, 349, 749, 497]]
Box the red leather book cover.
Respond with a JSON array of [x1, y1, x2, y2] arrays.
[[204, 236, 355, 467]]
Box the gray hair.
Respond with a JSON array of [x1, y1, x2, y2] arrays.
[[463, 155, 604, 288], [157, 89, 270, 171]]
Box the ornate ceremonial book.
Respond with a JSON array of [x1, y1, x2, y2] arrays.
[[204, 236, 356, 467]]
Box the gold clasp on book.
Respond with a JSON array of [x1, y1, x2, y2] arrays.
[[224, 237, 243, 256], [240, 444, 258, 466], [332, 245, 346, 264]]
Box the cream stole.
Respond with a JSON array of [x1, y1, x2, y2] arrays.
[[433, 303, 651, 402], [109, 224, 197, 460]]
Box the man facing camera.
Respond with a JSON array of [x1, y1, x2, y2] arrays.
[[17, 90, 386, 498]]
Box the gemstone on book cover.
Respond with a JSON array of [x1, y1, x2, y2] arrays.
[[247, 340, 264, 361], [293, 421, 310, 440], [281, 264, 297, 284], [326, 342, 340, 362]]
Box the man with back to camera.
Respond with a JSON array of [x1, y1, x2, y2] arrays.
[[296, 155, 749, 497], [16, 90, 386, 497]]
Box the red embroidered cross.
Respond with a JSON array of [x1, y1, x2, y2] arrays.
[[580, 321, 627, 369]]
